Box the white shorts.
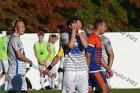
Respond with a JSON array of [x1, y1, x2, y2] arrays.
[[0, 60, 9, 72], [62, 70, 88, 93], [8, 74, 27, 91]]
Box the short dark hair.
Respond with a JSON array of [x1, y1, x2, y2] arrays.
[[57, 24, 65, 33], [67, 16, 80, 27], [38, 31, 44, 36], [49, 34, 57, 38], [93, 18, 106, 29]]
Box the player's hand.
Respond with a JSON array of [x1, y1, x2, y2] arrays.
[[105, 69, 113, 78], [28, 60, 32, 66], [44, 69, 50, 75], [71, 21, 78, 32]]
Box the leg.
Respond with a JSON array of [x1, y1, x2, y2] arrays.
[[75, 70, 88, 93], [2, 60, 9, 90], [39, 65, 45, 89], [62, 71, 76, 93], [90, 72, 109, 93]]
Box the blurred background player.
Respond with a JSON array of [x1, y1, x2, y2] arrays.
[[101, 34, 114, 83], [56, 24, 65, 90], [47, 34, 58, 89], [34, 31, 50, 90], [85, 18, 112, 93], [0, 31, 9, 91], [7, 20, 32, 93]]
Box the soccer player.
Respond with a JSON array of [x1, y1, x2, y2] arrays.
[[47, 34, 58, 89], [56, 24, 65, 89], [34, 31, 50, 90], [85, 18, 112, 93], [0, 31, 9, 90], [101, 35, 114, 81], [44, 16, 89, 93], [7, 20, 32, 93]]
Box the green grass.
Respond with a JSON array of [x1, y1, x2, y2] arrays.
[[1, 89, 140, 93]]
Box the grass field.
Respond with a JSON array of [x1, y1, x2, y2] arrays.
[[1, 89, 140, 93]]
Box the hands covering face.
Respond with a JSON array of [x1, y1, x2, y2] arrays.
[[71, 20, 82, 31]]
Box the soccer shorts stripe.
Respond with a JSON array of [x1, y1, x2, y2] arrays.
[[89, 71, 107, 88]]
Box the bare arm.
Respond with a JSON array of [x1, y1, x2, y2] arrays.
[[78, 32, 88, 48], [101, 57, 110, 70], [68, 29, 77, 49], [85, 52, 91, 67], [16, 50, 32, 65], [107, 49, 114, 69], [50, 56, 61, 67]]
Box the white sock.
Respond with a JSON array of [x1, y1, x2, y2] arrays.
[[40, 77, 45, 89], [4, 81, 8, 90]]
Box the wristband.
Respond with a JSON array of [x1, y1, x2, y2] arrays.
[[78, 30, 84, 33], [47, 65, 53, 71]]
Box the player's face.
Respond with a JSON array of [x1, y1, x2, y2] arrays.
[[16, 22, 25, 35], [76, 20, 82, 29], [100, 22, 107, 34], [51, 37, 57, 44], [38, 35, 44, 42]]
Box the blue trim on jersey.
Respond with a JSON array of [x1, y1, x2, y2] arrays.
[[89, 61, 101, 71], [85, 45, 95, 53], [15, 56, 18, 75]]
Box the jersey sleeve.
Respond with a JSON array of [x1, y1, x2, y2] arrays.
[[56, 46, 64, 57], [11, 37, 22, 52], [85, 36, 96, 53], [104, 38, 112, 50]]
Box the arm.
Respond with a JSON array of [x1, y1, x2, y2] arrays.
[[44, 46, 64, 74], [107, 49, 114, 69], [16, 50, 32, 65], [68, 29, 77, 49], [101, 57, 113, 78], [103, 36, 114, 69], [101, 57, 110, 71], [85, 52, 91, 67], [33, 45, 43, 65], [78, 32, 88, 48]]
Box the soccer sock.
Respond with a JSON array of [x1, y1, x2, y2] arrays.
[[4, 81, 8, 90], [40, 77, 45, 89], [48, 76, 52, 88]]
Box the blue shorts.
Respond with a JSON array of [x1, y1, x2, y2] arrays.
[[88, 71, 107, 89]]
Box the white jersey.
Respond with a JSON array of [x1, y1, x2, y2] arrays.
[[7, 34, 26, 75], [60, 33, 88, 71], [101, 35, 112, 64]]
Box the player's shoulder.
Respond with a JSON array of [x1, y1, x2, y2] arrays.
[[87, 33, 98, 41], [101, 35, 109, 41], [9, 34, 20, 42]]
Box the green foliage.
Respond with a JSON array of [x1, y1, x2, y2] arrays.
[[0, 0, 140, 32]]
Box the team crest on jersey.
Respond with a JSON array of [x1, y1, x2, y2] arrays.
[[18, 43, 21, 47]]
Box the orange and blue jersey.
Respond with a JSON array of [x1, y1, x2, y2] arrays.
[[86, 33, 102, 71], [86, 33, 107, 88]]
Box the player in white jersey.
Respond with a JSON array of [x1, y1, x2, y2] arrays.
[[7, 20, 32, 93], [44, 16, 89, 93], [101, 35, 114, 80]]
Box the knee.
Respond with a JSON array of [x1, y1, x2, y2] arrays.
[[88, 86, 93, 93], [102, 84, 109, 93]]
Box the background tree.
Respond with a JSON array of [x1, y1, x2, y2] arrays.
[[0, 0, 140, 33]]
